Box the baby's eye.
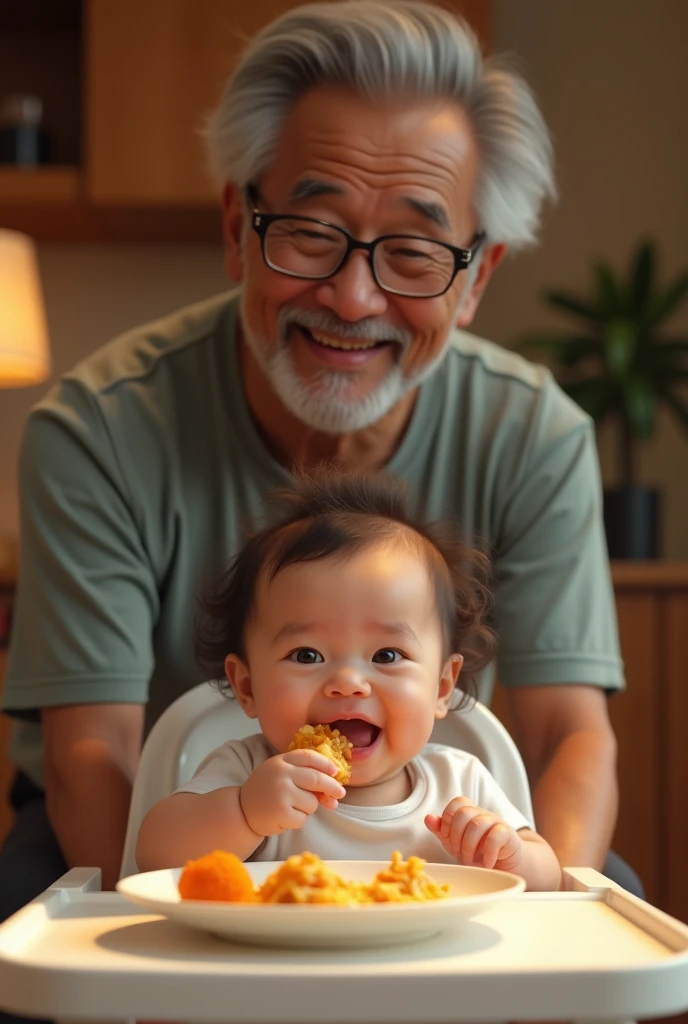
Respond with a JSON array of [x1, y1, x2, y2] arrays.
[[372, 648, 403, 664], [288, 648, 324, 664]]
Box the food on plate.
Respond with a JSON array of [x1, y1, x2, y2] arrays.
[[258, 851, 361, 905], [363, 849, 451, 902], [178, 849, 258, 903], [287, 723, 353, 784], [178, 850, 450, 905]]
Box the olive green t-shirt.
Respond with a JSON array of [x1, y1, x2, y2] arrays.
[[2, 290, 624, 787]]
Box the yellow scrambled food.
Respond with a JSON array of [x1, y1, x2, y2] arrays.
[[179, 850, 450, 905], [287, 723, 353, 785]]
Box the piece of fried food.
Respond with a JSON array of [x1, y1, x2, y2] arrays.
[[257, 851, 360, 905], [287, 723, 353, 784], [178, 850, 258, 903]]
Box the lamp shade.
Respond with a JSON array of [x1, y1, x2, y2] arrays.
[[0, 229, 51, 386]]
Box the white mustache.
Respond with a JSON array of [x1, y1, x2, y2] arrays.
[[278, 307, 412, 347]]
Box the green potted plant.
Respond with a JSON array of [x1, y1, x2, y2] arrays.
[[518, 240, 688, 558]]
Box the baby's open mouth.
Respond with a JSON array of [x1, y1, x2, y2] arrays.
[[329, 719, 381, 749]]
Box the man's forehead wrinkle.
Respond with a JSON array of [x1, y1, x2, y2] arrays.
[[293, 147, 468, 197], [292, 130, 469, 176]]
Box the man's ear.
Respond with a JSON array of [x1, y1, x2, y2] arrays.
[[455, 242, 507, 329], [224, 653, 258, 718], [221, 183, 247, 283], [435, 654, 464, 719]]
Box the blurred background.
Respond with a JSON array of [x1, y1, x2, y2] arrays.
[[0, 0, 687, 945]]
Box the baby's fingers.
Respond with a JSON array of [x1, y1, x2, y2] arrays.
[[425, 813, 443, 834], [317, 793, 342, 811], [457, 813, 497, 865], [293, 764, 346, 801], [440, 796, 477, 839], [481, 823, 518, 870]]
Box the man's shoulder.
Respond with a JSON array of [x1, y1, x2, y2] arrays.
[[446, 326, 560, 395], [439, 326, 591, 434], [48, 290, 238, 405]]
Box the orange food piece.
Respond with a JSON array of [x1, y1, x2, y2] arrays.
[[287, 723, 353, 784], [178, 850, 257, 903]]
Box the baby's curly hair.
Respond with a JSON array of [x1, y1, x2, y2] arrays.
[[195, 466, 496, 707]]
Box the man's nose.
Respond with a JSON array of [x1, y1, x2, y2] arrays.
[[324, 665, 372, 698], [315, 251, 389, 323]]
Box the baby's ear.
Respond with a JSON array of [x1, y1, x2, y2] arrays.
[[224, 654, 258, 718], [435, 654, 463, 719]]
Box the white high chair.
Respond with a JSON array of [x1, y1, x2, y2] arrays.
[[6, 682, 686, 1022], [119, 681, 534, 879]]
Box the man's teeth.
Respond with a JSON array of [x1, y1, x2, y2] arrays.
[[307, 328, 379, 351]]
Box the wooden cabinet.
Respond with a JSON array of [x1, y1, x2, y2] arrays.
[[0, 0, 490, 240], [85, 0, 240, 205], [610, 564, 688, 923]]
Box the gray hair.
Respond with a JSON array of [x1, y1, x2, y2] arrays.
[[203, 0, 555, 249]]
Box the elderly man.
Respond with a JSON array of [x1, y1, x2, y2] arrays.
[[0, 0, 640, 985]]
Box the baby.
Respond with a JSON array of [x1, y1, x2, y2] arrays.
[[137, 469, 561, 890]]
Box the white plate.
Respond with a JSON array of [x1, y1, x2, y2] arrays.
[[117, 860, 525, 948]]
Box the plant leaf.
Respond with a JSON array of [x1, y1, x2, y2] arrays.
[[563, 377, 613, 423], [630, 240, 655, 317], [595, 261, 624, 317], [623, 376, 657, 439], [650, 273, 688, 326], [516, 333, 602, 367], [544, 289, 601, 324], [603, 319, 637, 377]]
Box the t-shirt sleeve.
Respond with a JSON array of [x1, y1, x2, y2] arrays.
[[174, 738, 262, 795], [2, 383, 158, 716], [493, 386, 624, 691]]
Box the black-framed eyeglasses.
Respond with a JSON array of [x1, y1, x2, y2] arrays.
[[247, 186, 485, 299]]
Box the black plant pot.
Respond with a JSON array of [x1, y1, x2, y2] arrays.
[[603, 485, 660, 560]]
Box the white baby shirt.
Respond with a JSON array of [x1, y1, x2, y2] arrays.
[[174, 735, 533, 864]]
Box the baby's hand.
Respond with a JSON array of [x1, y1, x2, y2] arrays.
[[240, 750, 346, 836], [425, 797, 522, 871]]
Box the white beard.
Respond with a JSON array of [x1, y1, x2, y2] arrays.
[[240, 297, 460, 435]]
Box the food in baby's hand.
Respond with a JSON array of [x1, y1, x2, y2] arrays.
[[178, 850, 258, 902], [288, 723, 353, 784], [178, 850, 450, 904]]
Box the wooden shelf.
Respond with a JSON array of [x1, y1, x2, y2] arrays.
[[611, 561, 688, 589], [0, 167, 222, 243], [0, 166, 82, 205]]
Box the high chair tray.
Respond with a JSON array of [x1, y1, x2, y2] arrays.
[[1, 867, 687, 1023]]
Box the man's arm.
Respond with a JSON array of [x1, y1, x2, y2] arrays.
[[43, 703, 144, 890], [504, 684, 618, 872]]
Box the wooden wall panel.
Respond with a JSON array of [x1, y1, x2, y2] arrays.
[[666, 594, 688, 925], [0, 653, 13, 849], [608, 593, 660, 905], [85, 0, 491, 206]]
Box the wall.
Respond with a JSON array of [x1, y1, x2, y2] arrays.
[[475, 0, 688, 557], [1, 0, 686, 558]]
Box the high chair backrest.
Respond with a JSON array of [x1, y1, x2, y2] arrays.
[[119, 682, 534, 880]]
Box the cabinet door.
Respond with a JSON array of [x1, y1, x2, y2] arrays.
[[85, 0, 490, 206]]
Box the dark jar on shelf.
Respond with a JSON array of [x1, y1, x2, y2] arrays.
[[0, 95, 51, 166]]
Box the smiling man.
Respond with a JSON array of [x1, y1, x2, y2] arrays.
[[1, 4, 640, 1006]]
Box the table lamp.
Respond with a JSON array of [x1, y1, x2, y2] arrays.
[[0, 228, 51, 386]]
